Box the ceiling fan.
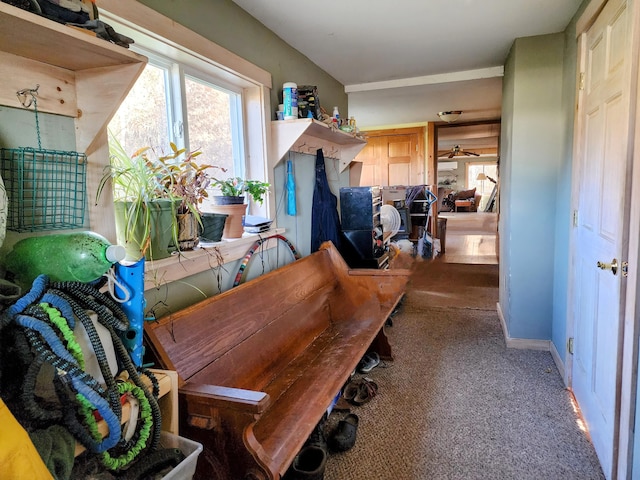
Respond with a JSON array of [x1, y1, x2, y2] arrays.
[[438, 145, 480, 158]]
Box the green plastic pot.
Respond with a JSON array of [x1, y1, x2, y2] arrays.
[[200, 212, 228, 243], [114, 199, 176, 261]]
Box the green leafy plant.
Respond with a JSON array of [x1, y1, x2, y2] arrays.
[[210, 176, 270, 204], [157, 143, 226, 216], [96, 132, 177, 257], [98, 132, 172, 204], [97, 132, 224, 257]]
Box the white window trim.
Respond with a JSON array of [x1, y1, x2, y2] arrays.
[[92, 0, 276, 285], [98, 1, 271, 88], [98, 1, 272, 204]]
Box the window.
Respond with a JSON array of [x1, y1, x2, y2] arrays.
[[184, 74, 240, 181], [467, 163, 497, 208], [109, 53, 244, 209], [90, 5, 273, 282], [109, 61, 170, 154]]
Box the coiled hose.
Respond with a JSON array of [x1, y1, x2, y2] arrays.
[[2, 275, 162, 468]]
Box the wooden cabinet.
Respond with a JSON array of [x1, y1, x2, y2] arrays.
[[350, 127, 425, 187]]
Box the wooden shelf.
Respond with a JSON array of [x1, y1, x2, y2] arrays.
[[0, 3, 144, 71], [0, 2, 147, 154], [271, 118, 367, 172]]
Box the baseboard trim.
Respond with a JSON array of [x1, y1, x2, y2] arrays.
[[496, 302, 551, 351], [549, 340, 566, 384]]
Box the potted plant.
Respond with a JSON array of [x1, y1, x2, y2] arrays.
[[210, 177, 270, 205], [157, 143, 225, 250], [97, 133, 213, 261], [209, 177, 270, 238]]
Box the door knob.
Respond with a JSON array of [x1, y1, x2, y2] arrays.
[[597, 258, 618, 275]]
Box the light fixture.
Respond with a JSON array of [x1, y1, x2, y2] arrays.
[[438, 111, 463, 123], [477, 172, 497, 183]]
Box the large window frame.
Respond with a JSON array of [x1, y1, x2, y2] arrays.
[[108, 34, 250, 187], [91, 1, 275, 287]]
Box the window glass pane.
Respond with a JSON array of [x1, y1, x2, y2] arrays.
[[467, 163, 497, 209], [185, 76, 235, 181], [437, 161, 458, 189], [109, 63, 169, 153]]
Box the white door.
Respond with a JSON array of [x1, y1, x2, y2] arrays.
[[571, 0, 632, 477]]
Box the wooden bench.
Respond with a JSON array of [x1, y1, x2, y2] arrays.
[[144, 242, 410, 480]]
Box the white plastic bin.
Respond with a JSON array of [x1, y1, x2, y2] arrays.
[[160, 431, 203, 480]]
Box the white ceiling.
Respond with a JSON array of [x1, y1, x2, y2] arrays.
[[233, 0, 582, 146]]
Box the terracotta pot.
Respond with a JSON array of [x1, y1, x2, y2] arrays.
[[210, 203, 247, 239]]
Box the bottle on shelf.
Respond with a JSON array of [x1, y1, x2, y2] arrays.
[[283, 82, 298, 120], [332, 106, 340, 125], [3, 231, 126, 288]]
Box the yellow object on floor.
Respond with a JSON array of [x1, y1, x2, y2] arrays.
[[0, 399, 53, 480]]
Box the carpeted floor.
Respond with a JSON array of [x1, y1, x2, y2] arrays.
[[321, 259, 605, 480]]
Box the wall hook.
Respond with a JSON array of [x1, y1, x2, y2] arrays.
[[16, 84, 40, 109]]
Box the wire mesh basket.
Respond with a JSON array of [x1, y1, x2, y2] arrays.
[[0, 147, 87, 232], [1, 86, 87, 232]]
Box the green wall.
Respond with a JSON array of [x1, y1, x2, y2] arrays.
[[499, 33, 565, 341], [136, 0, 348, 118]]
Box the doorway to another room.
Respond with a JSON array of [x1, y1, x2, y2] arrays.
[[436, 121, 500, 265]]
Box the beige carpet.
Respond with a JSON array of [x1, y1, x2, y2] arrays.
[[320, 260, 604, 480]]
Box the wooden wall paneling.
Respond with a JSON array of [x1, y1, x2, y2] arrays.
[[387, 135, 412, 185], [354, 136, 382, 186], [353, 126, 425, 187]]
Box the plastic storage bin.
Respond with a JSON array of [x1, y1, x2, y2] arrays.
[[160, 431, 203, 480]]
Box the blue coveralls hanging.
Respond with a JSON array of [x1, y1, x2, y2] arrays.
[[311, 148, 342, 252]]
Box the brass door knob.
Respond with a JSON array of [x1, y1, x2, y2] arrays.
[[597, 258, 618, 275]]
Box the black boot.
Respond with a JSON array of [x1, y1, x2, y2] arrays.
[[288, 444, 327, 480], [284, 418, 328, 480]]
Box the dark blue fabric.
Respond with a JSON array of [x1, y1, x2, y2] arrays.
[[311, 149, 342, 252], [38, 0, 89, 24]]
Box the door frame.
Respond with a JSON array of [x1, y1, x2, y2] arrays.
[[566, 0, 640, 477]]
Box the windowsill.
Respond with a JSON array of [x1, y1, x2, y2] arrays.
[[144, 228, 285, 291]]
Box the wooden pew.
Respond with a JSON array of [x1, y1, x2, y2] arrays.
[[144, 241, 410, 479]]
